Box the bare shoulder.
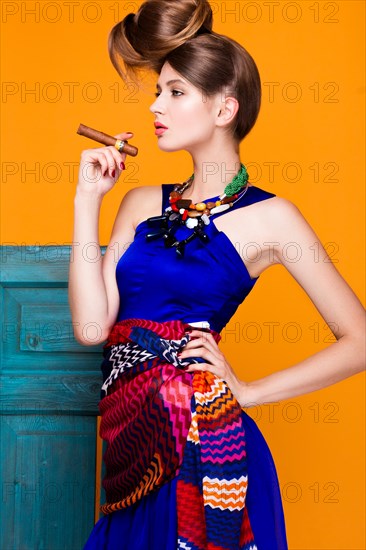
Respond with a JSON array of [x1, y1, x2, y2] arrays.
[[268, 195, 301, 216], [260, 195, 315, 235], [221, 193, 301, 241], [253, 191, 335, 278], [255, 194, 318, 258], [255, 194, 300, 218], [122, 184, 162, 207], [126, 184, 162, 200], [244, 194, 305, 232], [114, 184, 163, 231]]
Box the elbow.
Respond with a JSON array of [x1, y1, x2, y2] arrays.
[[72, 323, 110, 347], [339, 331, 366, 375], [352, 328, 365, 371], [74, 335, 107, 347]]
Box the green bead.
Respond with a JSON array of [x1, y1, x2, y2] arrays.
[[184, 164, 249, 198], [224, 164, 249, 197]]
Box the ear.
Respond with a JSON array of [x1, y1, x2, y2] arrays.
[[216, 95, 239, 128]]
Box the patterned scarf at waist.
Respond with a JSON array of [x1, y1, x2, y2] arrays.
[[99, 318, 257, 550]]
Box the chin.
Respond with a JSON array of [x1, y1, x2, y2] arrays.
[[157, 141, 183, 153]]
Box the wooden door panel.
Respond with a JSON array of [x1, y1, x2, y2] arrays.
[[1, 415, 96, 550], [1, 246, 105, 549]]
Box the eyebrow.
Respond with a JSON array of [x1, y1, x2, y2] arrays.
[[156, 79, 187, 90]]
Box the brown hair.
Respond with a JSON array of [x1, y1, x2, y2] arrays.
[[108, 0, 261, 142]]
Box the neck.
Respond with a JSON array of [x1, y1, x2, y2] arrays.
[[183, 141, 242, 201]]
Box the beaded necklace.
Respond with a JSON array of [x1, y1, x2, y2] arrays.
[[145, 163, 250, 258]]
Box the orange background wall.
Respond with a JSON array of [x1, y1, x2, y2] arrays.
[[1, 1, 365, 548]]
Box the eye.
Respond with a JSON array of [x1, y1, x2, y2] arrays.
[[154, 90, 183, 97]]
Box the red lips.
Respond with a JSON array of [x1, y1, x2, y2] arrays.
[[154, 121, 168, 129]]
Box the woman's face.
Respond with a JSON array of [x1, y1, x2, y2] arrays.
[[149, 61, 223, 153]]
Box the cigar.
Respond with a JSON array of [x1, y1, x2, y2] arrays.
[[76, 123, 138, 157]]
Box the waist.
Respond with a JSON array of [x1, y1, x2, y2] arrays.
[[101, 317, 221, 396], [104, 317, 221, 348]]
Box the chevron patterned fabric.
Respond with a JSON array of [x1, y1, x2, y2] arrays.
[[98, 318, 257, 550]]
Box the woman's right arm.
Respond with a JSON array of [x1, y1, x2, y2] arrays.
[[68, 132, 135, 346]]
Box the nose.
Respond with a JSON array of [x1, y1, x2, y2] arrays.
[[149, 94, 164, 115]]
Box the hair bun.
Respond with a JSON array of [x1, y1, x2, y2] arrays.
[[109, 0, 213, 81]]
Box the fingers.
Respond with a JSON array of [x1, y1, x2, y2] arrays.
[[112, 132, 134, 164], [180, 347, 217, 364], [179, 337, 218, 369], [102, 148, 121, 177], [185, 363, 211, 373], [81, 145, 126, 178], [179, 329, 224, 375], [183, 329, 213, 342], [181, 330, 217, 353], [78, 132, 132, 195], [100, 131, 135, 171], [179, 331, 243, 402], [113, 132, 134, 140]]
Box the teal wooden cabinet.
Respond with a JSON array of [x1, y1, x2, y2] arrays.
[[1, 246, 105, 550]]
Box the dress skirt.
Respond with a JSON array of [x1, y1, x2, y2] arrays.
[[84, 409, 288, 550]]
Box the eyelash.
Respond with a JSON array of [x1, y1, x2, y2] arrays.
[[154, 90, 183, 98]]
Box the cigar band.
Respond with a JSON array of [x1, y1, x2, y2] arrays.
[[115, 140, 125, 152]]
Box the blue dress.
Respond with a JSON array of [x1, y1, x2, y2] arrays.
[[84, 183, 288, 550]]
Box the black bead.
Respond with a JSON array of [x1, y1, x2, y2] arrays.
[[176, 242, 185, 258], [164, 233, 179, 247], [145, 229, 166, 241], [196, 229, 210, 243], [185, 231, 199, 244], [146, 214, 169, 228]]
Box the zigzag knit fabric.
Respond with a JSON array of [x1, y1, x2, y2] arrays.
[[99, 318, 257, 550]]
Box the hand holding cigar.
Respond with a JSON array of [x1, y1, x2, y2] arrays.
[[77, 123, 138, 157]]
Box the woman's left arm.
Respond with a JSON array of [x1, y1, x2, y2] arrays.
[[181, 198, 365, 407]]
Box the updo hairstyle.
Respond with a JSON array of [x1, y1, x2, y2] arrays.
[[108, 0, 261, 142]]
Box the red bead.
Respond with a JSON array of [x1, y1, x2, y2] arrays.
[[182, 210, 188, 221]]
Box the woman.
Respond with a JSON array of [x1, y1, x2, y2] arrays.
[[68, 1, 365, 548]]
